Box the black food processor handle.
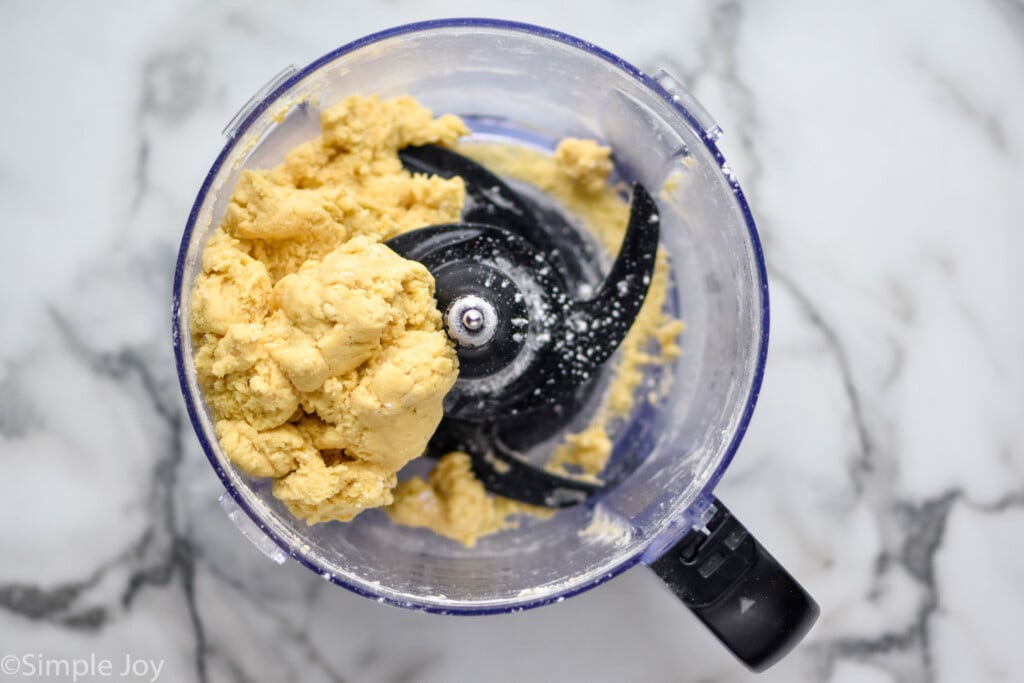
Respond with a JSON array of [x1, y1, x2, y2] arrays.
[[649, 498, 819, 672]]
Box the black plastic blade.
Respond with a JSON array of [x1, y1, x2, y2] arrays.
[[577, 183, 661, 342], [400, 145, 548, 248], [487, 183, 661, 414], [400, 144, 580, 289], [424, 418, 601, 508]]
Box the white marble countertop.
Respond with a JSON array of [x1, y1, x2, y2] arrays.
[[2, 1, 1022, 682]]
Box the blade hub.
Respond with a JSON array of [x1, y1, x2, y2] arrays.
[[446, 294, 498, 347]]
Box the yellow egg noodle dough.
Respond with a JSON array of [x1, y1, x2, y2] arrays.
[[190, 94, 682, 545]]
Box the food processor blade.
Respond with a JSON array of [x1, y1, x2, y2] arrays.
[[385, 145, 661, 507]]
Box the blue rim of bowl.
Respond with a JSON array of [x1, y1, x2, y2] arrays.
[[171, 17, 770, 615]]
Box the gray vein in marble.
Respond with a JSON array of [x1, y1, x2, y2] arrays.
[[966, 486, 1024, 513], [916, 251, 1004, 376], [880, 335, 907, 391], [951, 297, 1006, 378], [749, 256, 944, 683], [133, 45, 209, 209], [222, 9, 266, 39], [896, 494, 955, 590], [58, 310, 209, 680], [816, 493, 951, 683], [646, 10, 955, 680], [647, 0, 769, 243], [0, 370, 43, 438], [238, 590, 350, 683], [206, 649, 258, 683], [199, 547, 350, 682], [884, 277, 918, 327], [770, 269, 875, 490], [815, 487, 1024, 683], [918, 62, 1011, 155], [910, 252, 1005, 376], [652, 6, 1024, 676], [759, 266, 1013, 683], [132, 138, 150, 211], [387, 655, 441, 683], [141, 46, 210, 126], [988, 0, 1024, 42], [0, 309, 213, 681], [637, 7, 963, 682], [0, 578, 109, 631]]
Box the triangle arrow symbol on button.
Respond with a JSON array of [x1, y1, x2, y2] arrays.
[[739, 596, 756, 614]]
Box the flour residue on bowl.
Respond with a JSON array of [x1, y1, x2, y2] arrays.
[[577, 505, 635, 547]]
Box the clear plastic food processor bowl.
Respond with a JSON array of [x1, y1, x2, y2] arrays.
[[173, 18, 791, 645]]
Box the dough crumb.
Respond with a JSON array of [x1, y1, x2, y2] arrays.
[[548, 422, 613, 475], [386, 453, 552, 547], [554, 138, 614, 195]]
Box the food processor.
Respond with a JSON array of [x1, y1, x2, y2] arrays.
[[172, 18, 819, 672]]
